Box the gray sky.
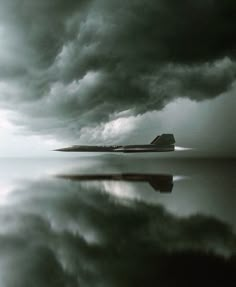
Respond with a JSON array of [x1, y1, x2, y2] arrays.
[[0, 0, 235, 157]]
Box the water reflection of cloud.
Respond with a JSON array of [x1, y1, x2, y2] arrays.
[[82, 181, 142, 201], [0, 182, 16, 205], [0, 177, 235, 286]]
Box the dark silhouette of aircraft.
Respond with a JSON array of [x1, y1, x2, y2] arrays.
[[57, 173, 173, 192], [55, 134, 175, 153]]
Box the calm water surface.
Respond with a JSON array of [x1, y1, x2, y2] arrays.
[[0, 156, 235, 286]]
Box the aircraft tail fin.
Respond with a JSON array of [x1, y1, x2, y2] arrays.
[[150, 134, 175, 146]]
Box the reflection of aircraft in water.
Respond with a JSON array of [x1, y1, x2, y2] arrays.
[[55, 134, 175, 153], [57, 173, 173, 192]]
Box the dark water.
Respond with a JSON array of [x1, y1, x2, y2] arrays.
[[0, 157, 235, 286]]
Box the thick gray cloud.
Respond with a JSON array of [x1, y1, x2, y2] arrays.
[[0, 0, 236, 140]]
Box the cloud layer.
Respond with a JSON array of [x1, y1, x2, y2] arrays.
[[0, 0, 236, 142]]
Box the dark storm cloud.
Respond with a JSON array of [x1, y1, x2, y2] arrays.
[[0, 0, 89, 66], [0, 0, 236, 138], [1, 178, 236, 286]]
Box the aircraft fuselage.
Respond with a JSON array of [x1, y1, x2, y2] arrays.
[[55, 144, 175, 153], [55, 134, 176, 153]]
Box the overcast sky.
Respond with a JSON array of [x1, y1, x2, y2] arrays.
[[0, 0, 235, 157]]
